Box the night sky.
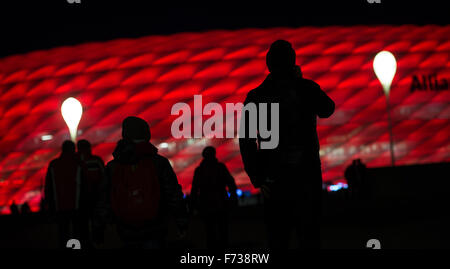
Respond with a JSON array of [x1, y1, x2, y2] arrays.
[[0, 1, 448, 58]]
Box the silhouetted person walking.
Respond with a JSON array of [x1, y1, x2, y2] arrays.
[[20, 202, 31, 215], [239, 40, 335, 249], [345, 159, 367, 200], [191, 146, 238, 249], [44, 140, 87, 248], [10, 201, 19, 216], [76, 139, 105, 248], [95, 116, 188, 249]]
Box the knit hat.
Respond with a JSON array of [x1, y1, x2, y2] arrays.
[[122, 116, 151, 142], [266, 40, 296, 73]]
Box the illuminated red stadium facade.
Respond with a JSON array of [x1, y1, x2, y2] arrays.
[[0, 25, 449, 213]]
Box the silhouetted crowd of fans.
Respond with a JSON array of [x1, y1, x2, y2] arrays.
[[10, 40, 342, 250], [9, 201, 31, 216]]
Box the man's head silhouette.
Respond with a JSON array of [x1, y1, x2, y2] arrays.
[[202, 146, 216, 160], [61, 140, 75, 155], [122, 116, 151, 142], [77, 139, 92, 155], [266, 40, 296, 74]]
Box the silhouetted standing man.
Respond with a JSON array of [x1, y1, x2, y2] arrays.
[[239, 40, 335, 249], [44, 140, 87, 248], [191, 146, 238, 249], [76, 139, 105, 248]]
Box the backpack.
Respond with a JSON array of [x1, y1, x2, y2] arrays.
[[110, 158, 160, 227], [83, 157, 104, 198]]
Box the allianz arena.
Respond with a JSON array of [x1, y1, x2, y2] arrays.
[[0, 25, 449, 213]]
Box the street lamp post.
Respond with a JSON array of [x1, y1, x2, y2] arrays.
[[61, 97, 83, 142], [373, 51, 397, 167]]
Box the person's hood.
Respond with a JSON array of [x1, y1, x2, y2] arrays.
[[59, 152, 77, 160], [200, 157, 218, 167], [261, 69, 303, 96], [112, 139, 158, 164], [265, 69, 299, 83]]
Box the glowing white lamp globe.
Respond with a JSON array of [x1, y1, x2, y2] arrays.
[[373, 51, 397, 167], [61, 97, 83, 142], [373, 51, 397, 96]]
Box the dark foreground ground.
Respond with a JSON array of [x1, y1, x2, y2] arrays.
[[0, 190, 448, 249], [1, 162, 449, 249]]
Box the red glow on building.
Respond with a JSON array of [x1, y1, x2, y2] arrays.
[[0, 25, 449, 213]]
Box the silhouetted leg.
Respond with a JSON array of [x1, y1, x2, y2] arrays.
[[296, 198, 321, 249], [296, 165, 322, 249], [81, 212, 91, 248], [204, 212, 217, 249], [57, 213, 71, 248], [265, 196, 292, 249], [218, 210, 229, 249], [73, 211, 91, 249]]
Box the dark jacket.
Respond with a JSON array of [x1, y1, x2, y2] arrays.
[[95, 139, 188, 240], [44, 153, 87, 214], [77, 154, 105, 211], [239, 71, 335, 188], [190, 158, 237, 213]]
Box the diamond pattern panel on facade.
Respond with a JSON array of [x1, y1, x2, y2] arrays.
[[0, 25, 449, 213]]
